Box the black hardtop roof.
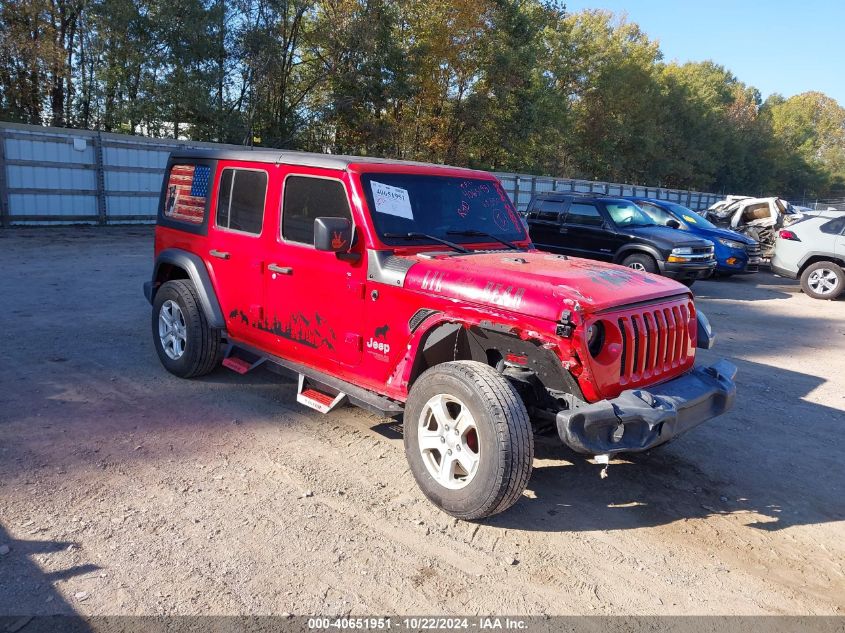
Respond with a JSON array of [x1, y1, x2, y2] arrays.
[[169, 148, 486, 174], [532, 191, 633, 204]]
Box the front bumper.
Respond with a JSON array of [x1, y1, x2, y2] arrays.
[[556, 360, 737, 455], [658, 260, 717, 281]]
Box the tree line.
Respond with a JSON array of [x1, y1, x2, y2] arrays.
[[2, 0, 844, 198]]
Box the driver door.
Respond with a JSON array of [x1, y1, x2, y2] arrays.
[[260, 169, 366, 369]]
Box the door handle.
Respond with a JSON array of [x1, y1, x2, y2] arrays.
[[268, 263, 293, 275], [209, 249, 230, 260]]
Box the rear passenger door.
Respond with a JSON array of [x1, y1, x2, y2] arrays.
[[206, 164, 273, 344], [526, 198, 568, 252], [560, 202, 617, 261]]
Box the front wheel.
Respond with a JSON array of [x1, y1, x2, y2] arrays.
[[621, 253, 658, 274], [800, 262, 845, 300], [403, 361, 534, 520]]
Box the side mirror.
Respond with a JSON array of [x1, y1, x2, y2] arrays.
[[666, 219, 681, 229], [314, 217, 352, 253]]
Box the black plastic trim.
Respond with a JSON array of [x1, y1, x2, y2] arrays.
[[148, 248, 225, 328]]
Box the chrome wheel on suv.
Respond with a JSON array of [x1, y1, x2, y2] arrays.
[[418, 394, 481, 490], [151, 280, 222, 377], [404, 361, 533, 520], [158, 300, 187, 360], [800, 261, 845, 300], [807, 268, 839, 295]]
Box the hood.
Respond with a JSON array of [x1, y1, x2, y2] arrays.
[[401, 250, 689, 322], [625, 225, 713, 250], [688, 225, 756, 245]]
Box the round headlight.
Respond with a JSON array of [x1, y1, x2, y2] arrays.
[[586, 322, 605, 357]]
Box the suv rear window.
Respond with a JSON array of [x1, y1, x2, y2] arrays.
[[533, 198, 565, 221], [163, 164, 211, 224], [216, 168, 267, 235], [282, 176, 352, 245], [820, 216, 845, 235]]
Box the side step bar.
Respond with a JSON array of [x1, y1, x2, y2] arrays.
[[222, 340, 404, 418], [297, 375, 347, 413]]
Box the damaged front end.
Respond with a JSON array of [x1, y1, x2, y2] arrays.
[[556, 359, 736, 455], [554, 308, 736, 455]]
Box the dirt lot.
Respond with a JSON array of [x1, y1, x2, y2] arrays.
[[0, 227, 843, 617]]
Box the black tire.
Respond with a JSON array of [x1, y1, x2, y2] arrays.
[[799, 261, 845, 300], [680, 279, 696, 288], [403, 361, 533, 520], [621, 252, 658, 274], [151, 279, 222, 378]]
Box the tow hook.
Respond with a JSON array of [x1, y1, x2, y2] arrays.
[[595, 453, 610, 479]]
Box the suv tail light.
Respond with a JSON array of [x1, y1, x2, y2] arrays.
[[779, 230, 800, 241]]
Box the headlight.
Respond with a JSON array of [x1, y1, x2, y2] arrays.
[[718, 238, 745, 249], [670, 247, 692, 255], [586, 322, 605, 357]]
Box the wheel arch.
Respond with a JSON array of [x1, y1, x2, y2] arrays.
[[149, 249, 225, 329], [613, 244, 663, 265], [797, 253, 845, 276], [404, 316, 583, 400]]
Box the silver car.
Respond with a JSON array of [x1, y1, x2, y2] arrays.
[[771, 212, 845, 299]]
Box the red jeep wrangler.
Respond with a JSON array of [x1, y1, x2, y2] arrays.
[[145, 149, 737, 519]]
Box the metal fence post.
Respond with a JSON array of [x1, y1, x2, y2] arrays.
[[0, 126, 9, 227], [94, 131, 107, 225], [514, 176, 521, 210]]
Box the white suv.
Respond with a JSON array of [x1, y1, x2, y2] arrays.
[[771, 212, 845, 300]]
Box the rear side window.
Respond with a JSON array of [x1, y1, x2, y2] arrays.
[[216, 168, 267, 235], [534, 198, 565, 222], [282, 176, 352, 245], [565, 203, 603, 227], [820, 216, 845, 235], [163, 164, 211, 224]]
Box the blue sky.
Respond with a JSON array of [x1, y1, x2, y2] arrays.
[[563, 0, 845, 105]]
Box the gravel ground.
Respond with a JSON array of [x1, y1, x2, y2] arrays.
[[0, 227, 843, 617]]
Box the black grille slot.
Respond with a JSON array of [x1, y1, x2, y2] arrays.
[[618, 318, 627, 377]]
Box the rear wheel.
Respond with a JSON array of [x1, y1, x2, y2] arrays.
[[800, 262, 845, 300], [403, 361, 533, 520], [152, 280, 222, 377], [621, 252, 658, 274]]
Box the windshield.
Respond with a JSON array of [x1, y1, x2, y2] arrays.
[[360, 174, 527, 246], [643, 201, 719, 230], [605, 202, 656, 227]]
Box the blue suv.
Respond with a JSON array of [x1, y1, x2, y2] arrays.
[[627, 197, 761, 276]]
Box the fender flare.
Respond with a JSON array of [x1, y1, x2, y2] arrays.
[[613, 244, 664, 265], [148, 248, 225, 329], [396, 311, 583, 399]]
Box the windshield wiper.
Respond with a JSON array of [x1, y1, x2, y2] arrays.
[[382, 232, 470, 253], [446, 229, 519, 250]]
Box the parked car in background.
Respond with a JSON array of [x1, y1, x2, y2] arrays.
[[626, 197, 761, 276], [771, 212, 845, 300], [704, 196, 802, 257], [525, 193, 715, 286]]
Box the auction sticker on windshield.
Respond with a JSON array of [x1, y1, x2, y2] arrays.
[[371, 181, 414, 219]]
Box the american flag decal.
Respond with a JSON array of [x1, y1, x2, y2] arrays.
[[164, 164, 210, 224]]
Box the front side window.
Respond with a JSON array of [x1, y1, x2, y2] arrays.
[[605, 202, 657, 228], [637, 201, 679, 227], [564, 203, 603, 227], [361, 174, 527, 246], [163, 164, 211, 224], [216, 168, 267, 234], [282, 176, 352, 245]]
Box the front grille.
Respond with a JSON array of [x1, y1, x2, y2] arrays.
[[616, 303, 692, 386], [745, 243, 762, 257]]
